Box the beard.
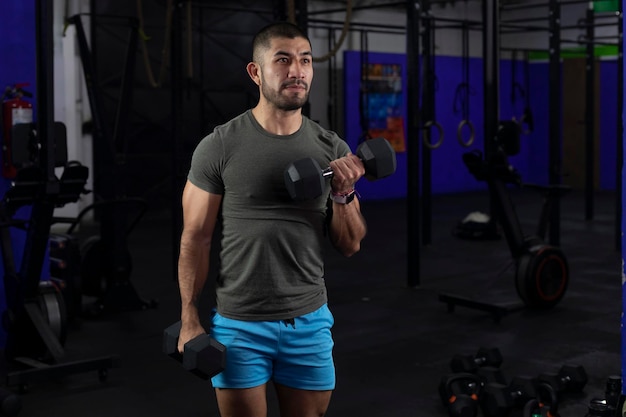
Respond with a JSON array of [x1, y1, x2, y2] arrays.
[[260, 78, 310, 111]]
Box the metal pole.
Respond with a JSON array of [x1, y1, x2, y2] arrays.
[[421, 0, 433, 246], [548, 0, 562, 246], [483, 0, 500, 159], [308, 1, 406, 15], [36, 0, 56, 185], [406, 0, 421, 288], [23, 0, 58, 299], [585, 3, 595, 220], [308, 18, 405, 31], [327, 27, 337, 131], [483, 0, 500, 239], [616, 6, 623, 251]]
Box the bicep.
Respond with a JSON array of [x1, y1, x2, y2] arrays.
[[181, 180, 223, 240]]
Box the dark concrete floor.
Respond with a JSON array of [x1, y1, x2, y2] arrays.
[[5, 189, 623, 417]]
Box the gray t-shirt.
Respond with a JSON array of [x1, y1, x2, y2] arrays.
[[188, 110, 350, 321]]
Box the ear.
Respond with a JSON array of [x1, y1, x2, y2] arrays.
[[246, 62, 261, 86]]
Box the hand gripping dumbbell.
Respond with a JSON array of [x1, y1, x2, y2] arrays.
[[284, 137, 397, 201], [536, 364, 588, 395], [163, 321, 227, 380], [450, 347, 503, 373], [480, 376, 537, 417]]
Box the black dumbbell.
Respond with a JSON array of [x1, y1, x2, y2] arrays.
[[162, 321, 227, 380], [536, 364, 588, 394], [604, 375, 622, 411], [438, 373, 484, 417], [284, 137, 397, 200], [480, 376, 537, 417], [586, 398, 613, 417], [450, 347, 503, 373]]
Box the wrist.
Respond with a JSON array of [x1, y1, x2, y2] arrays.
[[330, 188, 357, 204], [331, 188, 355, 197]]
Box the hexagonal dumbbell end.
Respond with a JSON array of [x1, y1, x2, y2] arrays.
[[475, 347, 503, 368], [284, 157, 325, 201], [183, 334, 227, 380], [450, 354, 480, 373], [537, 366, 587, 394], [162, 321, 183, 361], [481, 376, 537, 417], [508, 376, 537, 407], [559, 365, 588, 392], [355, 137, 397, 181], [450, 347, 503, 373]]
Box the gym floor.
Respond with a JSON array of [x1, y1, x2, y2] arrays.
[[9, 189, 622, 417]]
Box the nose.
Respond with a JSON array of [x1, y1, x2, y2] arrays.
[[289, 60, 306, 79]]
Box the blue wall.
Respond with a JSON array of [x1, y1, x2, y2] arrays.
[[601, 60, 619, 190], [344, 51, 619, 199], [0, 1, 38, 349]]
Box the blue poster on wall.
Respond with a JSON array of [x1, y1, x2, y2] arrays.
[[361, 62, 406, 154], [344, 51, 408, 201]]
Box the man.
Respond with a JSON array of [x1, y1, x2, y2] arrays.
[[177, 21, 367, 417]]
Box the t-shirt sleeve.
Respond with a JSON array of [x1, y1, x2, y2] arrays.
[[187, 133, 225, 195], [337, 137, 351, 158]]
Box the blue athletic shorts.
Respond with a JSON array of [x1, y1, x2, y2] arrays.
[[209, 304, 335, 390]]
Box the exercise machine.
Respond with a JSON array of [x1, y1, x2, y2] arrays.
[[0, 3, 118, 412], [0, 120, 119, 394], [439, 121, 569, 322]]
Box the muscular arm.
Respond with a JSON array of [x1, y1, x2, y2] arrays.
[[177, 180, 223, 352], [327, 154, 367, 257]]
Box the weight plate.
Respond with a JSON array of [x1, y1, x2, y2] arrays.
[[515, 245, 569, 309], [38, 289, 67, 346], [10, 283, 68, 361]]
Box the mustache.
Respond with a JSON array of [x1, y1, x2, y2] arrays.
[[282, 80, 308, 89]]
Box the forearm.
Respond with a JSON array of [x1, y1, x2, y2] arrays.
[[329, 197, 367, 257], [178, 230, 211, 324]]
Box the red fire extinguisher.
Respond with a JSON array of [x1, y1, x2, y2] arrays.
[[1, 83, 33, 178]]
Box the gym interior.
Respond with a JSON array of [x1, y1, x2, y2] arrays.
[[0, 0, 624, 416]]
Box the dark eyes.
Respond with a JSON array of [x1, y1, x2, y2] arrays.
[[277, 57, 311, 64]]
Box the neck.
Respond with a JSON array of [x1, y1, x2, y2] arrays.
[[251, 104, 303, 136]]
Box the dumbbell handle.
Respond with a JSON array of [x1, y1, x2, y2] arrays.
[[319, 155, 366, 178], [321, 167, 333, 178], [323, 137, 397, 179]]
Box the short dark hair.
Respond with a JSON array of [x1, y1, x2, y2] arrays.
[[252, 21, 311, 63]]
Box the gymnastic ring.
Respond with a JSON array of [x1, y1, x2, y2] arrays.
[[456, 119, 475, 147], [422, 120, 444, 150], [518, 114, 531, 135]]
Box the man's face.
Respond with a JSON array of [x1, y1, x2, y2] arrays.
[[257, 37, 313, 111]]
